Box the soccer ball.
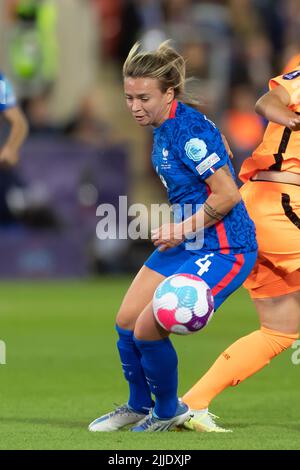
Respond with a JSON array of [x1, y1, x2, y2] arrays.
[[153, 273, 214, 335]]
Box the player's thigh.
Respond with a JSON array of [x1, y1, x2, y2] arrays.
[[241, 181, 300, 255], [254, 289, 300, 334], [117, 245, 190, 331], [116, 265, 165, 330]]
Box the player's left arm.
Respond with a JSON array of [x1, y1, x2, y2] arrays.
[[152, 164, 241, 251], [152, 119, 239, 251], [0, 106, 29, 165], [183, 164, 241, 232]]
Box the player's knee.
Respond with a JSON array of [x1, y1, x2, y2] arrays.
[[116, 308, 138, 331]]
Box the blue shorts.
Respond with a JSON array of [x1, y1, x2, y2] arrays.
[[145, 244, 257, 310]]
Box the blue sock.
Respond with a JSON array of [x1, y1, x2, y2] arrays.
[[116, 325, 152, 414], [134, 336, 178, 419]]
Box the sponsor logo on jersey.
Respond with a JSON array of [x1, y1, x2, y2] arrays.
[[196, 152, 220, 175], [184, 138, 208, 162]]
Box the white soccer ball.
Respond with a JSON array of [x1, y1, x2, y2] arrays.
[[153, 273, 214, 335]]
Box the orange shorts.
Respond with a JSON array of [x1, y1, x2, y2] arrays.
[[240, 180, 300, 298]]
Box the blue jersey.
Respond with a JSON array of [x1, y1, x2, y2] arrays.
[[0, 72, 17, 112], [152, 101, 257, 254]]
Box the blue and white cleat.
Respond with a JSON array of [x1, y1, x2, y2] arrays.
[[88, 404, 148, 432], [182, 409, 232, 433], [131, 401, 191, 432]]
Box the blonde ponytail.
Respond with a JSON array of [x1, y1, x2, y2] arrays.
[[123, 40, 200, 107]]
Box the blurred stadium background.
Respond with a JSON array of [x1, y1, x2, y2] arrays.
[[1, 0, 300, 277], [0, 0, 299, 450]]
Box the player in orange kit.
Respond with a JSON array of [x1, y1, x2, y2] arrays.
[[181, 65, 300, 432]]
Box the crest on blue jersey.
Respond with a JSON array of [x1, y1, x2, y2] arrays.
[[283, 70, 300, 80], [184, 138, 207, 162]]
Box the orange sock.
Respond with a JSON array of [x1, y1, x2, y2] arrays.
[[183, 327, 299, 410]]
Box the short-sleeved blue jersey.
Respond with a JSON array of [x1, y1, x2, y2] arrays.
[[152, 101, 257, 254], [0, 72, 17, 112]]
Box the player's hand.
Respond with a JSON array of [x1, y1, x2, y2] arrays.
[[151, 223, 185, 252], [288, 115, 300, 131], [0, 145, 19, 166]]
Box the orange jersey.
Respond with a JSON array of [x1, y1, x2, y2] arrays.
[[239, 67, 300, 182]]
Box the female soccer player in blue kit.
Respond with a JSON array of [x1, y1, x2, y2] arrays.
[[89, 42, 258, 432]]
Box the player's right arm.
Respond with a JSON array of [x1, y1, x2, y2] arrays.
[[0, 106, 28, 165], [255, 84, 300, 131], [0, 73, 28, 165]]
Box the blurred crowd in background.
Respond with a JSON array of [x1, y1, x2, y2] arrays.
[[0, 0, 299, 278]]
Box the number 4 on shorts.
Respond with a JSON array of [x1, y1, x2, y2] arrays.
[[195, 254, 214, 276]]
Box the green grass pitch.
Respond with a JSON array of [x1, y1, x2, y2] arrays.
[[0, 277, 299, 450]]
